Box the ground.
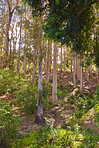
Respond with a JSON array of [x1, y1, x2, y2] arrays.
[[1, 70, 98, 136]]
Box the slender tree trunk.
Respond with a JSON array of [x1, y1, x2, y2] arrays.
[[64, 47, 65, 73], [46, 41, 50, 84], [76, 57, 80, 81], [23, 49, 27, 74], [60, 45, 62, 72], [17, 14, 22, 75], [23, 10, 27, 74], [73, 55, 76, 88], [35, 18, 44, 124], [96, 67, 98, 85], [52, 42, 57, 103], [80, 58, 83, 93], [4, 0, 19, 68], [9, 40, 12, 68], [32, 43, 36, 86], [0, 2, 5, 70], [89, 65, 93, 77], [49, 41, 52, 72], [71, 56, 72, 73], [28, 62, 30, 73], [87, 69, 89, 82], [43, 42, 46, 73], [4, 12, 12, 68], [9, 24, 14, 68]]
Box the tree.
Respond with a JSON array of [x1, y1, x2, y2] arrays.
[[4, 0, 19, 68], [52, 42, 57, 103], [35, 18, 45, 124], [17, 7, 22, 75]]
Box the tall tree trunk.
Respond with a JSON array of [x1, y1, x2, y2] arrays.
[[28, 62, 30, 73], [60, 45, 62, 72], [4, 12, 12, 68], [9, 24, 14, 68], [71, 56, 72, 73], [43, 42, 46, 73], [46, 41, 50, 84], [4, 0, 19, 68], [96, 67, 98, 85], [52, 43, 57, 103], [23, 10, 27, 74], [76, 56, 80, 81], [32, 42, 36, 86], [80, 58, 83, 93], [64, 47, 65, 73], [73, 55, 76, 88], [87, 69, 89, 82], [23, 49, 27, 74], [89, 65, 93, 77], [49, 41, 52, 72], [17, 14, 22, 75], [0, 2, 5, 70], [35, 18, 45, 124]]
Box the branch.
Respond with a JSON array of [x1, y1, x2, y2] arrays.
[[6, 0, 11, 12], [41, 0, 44, 8], [89, 0, 98, 6], [11, 0, 19, 14]]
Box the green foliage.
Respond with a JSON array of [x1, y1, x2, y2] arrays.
[[0, 99, 19, 146], [93, 104, 99, 127], [0, 68, 38, 115], [67, 88, 98, 121], [0, 68, 19, 95], [15, 83, 38, 114], [12, 124, 85, 148]]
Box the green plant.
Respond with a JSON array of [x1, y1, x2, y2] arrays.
[[16, 85, 38, 114], [0, 99, 19, 147]]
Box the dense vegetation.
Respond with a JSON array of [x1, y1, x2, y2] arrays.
[[0, 0, 99, 148]]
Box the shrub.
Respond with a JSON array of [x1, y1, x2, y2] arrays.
[[16, 85, 38, 114], [0, 99, 19, 147]]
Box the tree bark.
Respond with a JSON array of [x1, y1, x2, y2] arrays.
[[46, 41, 50, 84], [71, 56, 72, 73], [89, 65, 93, 77], [52, 42, 57, 103], [80, 58, 83, 93], [35, 18, 45, 124], [64, 47, 65, 73], [17, 13, 22, 75], [49, 41, 52, 72], [4, 0, 19, 68], [87, 69, 89, 82], [23, 10, 27, 74], [96, 67, 98, 85], [32, 41, 36, 86], [73, 55, 76, 88], [60, 45, 62, 72]]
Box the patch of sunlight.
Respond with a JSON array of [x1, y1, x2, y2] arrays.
[[63, 76, 67, 78]]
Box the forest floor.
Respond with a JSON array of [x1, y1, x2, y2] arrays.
[[0, 70, 99, 147], [7, 70, 98, 135]]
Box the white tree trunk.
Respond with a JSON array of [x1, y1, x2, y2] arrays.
[[35, 18, 44, 124], [61, 45, 62, 72], [17, 14, 22, 75], [52, 42, 57, 103]]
